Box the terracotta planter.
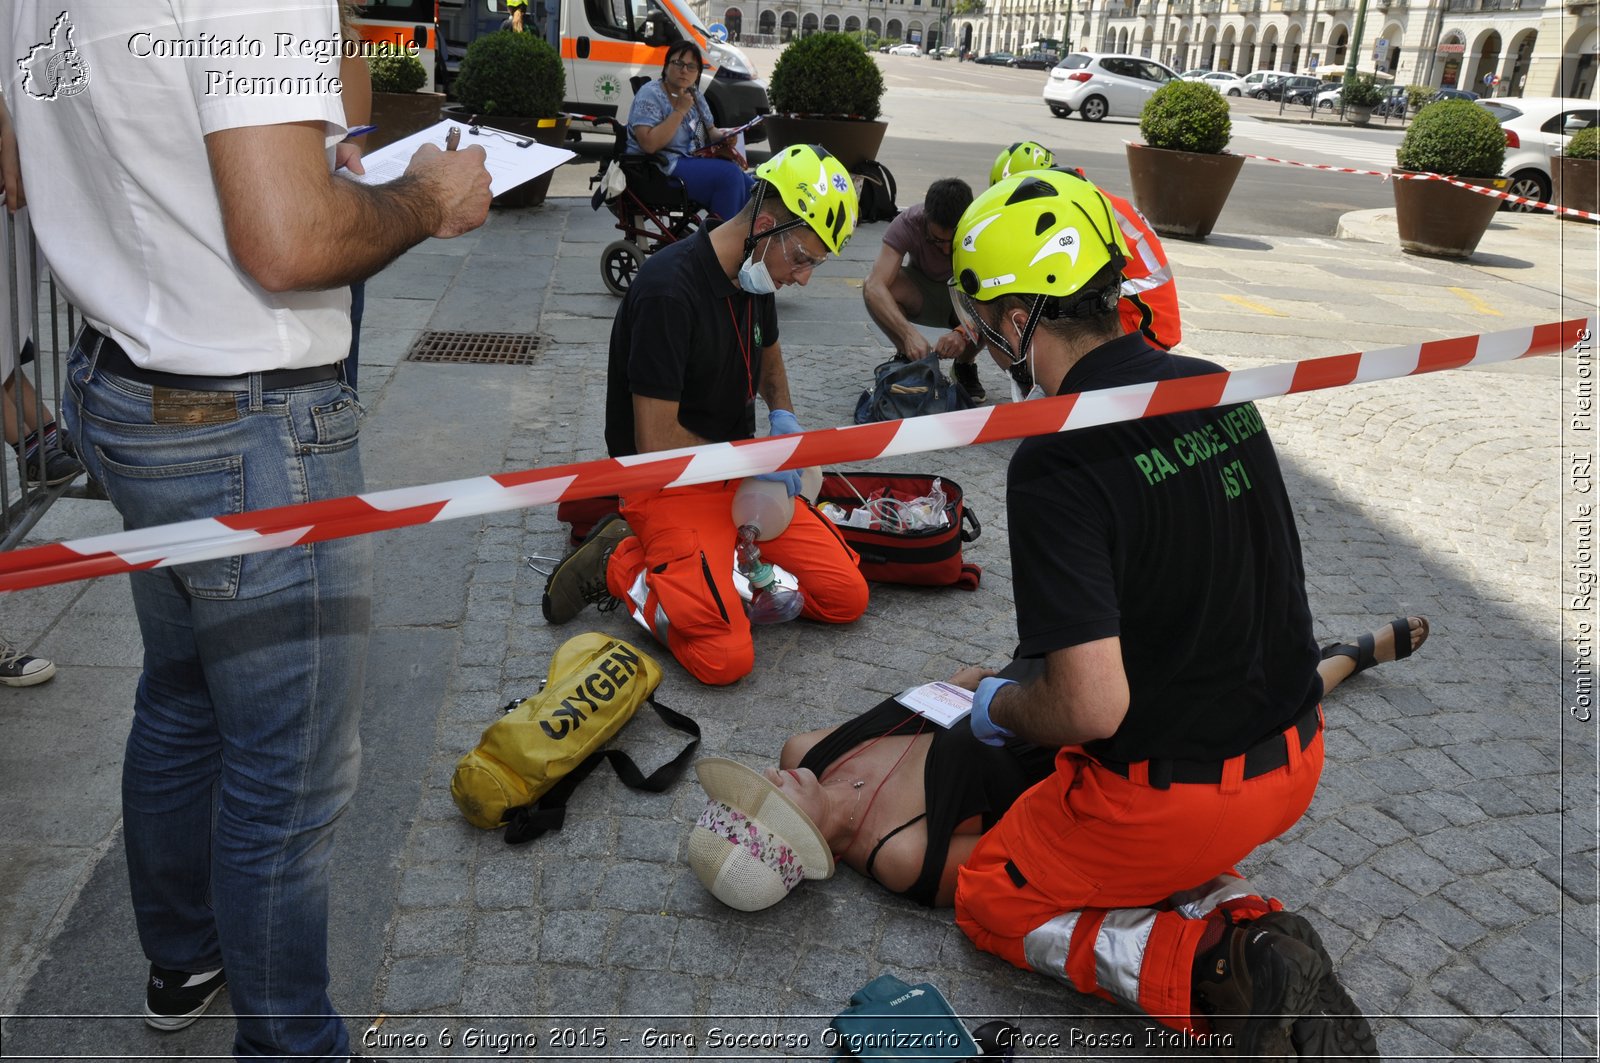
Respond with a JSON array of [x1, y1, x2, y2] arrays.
[[761, 115, 888, 170], [1124, 142, 1244, 241], [442, 106, 570, 208], [366, 91, 447, 152], [1391, 168, 1509, 258], [1554, 156, 1600, 221]]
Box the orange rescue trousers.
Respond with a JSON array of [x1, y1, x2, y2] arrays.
[[955, 711, 1325, 1033], [606, 482, 869, 685]]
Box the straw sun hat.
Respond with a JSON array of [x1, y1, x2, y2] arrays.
[[688, 758, 835, 911]]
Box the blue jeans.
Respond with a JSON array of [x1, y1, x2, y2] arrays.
[[64, 334, 372, 1061], [671, 157, 755, 221]]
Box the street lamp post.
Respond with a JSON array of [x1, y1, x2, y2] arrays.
[[1343, 0, 1370, 96]]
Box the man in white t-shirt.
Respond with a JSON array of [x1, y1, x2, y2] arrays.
[[2, 3, 490, 1057]]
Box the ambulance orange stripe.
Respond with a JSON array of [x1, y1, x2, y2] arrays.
[[560, 38, 666, 64], [354, 24, 437, 50]]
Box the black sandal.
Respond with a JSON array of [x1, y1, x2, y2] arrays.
[[1320, 616, 1429, 676]]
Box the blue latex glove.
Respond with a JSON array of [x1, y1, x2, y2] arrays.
[[970, 677, 1018, 747], [768, 409, 801, 437], [755, 410, 804, 497], [754, 467, 803, 497]]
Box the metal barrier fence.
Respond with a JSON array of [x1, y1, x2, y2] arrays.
[[1, 208, 87, 551]]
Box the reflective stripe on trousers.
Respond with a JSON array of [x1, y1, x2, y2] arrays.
[[1021, 874, 1257, 1011], [623, 569, 671, 646]]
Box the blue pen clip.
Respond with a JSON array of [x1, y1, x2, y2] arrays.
[[343, 124, 378, 140]]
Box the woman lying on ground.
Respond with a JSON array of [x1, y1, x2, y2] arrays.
[[689, 616, 1429, 911]]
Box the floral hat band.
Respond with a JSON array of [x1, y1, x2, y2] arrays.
[[686, 758, 835, 912], [695, 800, 806, 893]]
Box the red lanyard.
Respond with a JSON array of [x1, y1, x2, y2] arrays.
[[725, 296, 755, 402]]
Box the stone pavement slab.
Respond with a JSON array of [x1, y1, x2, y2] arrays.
[[0, 197, 1594, 1061]]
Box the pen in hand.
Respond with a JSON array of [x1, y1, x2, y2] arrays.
[[445, 126, 460, 152]]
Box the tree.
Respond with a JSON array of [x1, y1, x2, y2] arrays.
[[952, 0, 985, 14]]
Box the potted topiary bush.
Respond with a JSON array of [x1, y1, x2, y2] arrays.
[[1125, 78, 1241, 240], [365, 43, 445, 152], [1392, 99, 1509, 257], [446, 31, 569, 208], [1340, 73, 1384, 126], [763, 32, 888, 169], [1554, 127, 1599, 221]]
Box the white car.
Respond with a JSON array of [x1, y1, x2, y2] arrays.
[[1043, 52, 1180, 122], [888, 43, 921, 56], [1478, 97, 1599, 209], [1196, 71, 1247, 96], [1234, 69, 1284, 96], [1314, 86, 1343, 111], [1179, 68, 1213, 80]]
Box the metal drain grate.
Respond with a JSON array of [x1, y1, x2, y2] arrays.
[[406, 331, 543, 365]]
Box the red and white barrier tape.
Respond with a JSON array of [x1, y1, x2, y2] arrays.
[[0, 318, 1589, 593], [1239, 152, 1600, 221]]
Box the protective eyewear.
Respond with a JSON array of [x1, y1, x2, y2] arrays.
[[951, 285, 1022, 365], [779, 230, 828, 272]]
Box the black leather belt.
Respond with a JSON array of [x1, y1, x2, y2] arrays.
[[89, 329, 341, 392], [1095, 702, 1321, 789]]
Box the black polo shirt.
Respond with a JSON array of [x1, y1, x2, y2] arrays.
[[605, 230, 780, 457], [1007, 333, 1321, 764]]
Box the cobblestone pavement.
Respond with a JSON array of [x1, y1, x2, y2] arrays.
[[0, 200, 1594, 1061]]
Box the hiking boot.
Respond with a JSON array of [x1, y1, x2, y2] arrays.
[[1255, 911, 1380, 1061], [25, 446, 83, 487], [145, 963, 226, 1031], [542, 513, 630, 624], [951, 359, 985, 403], [1193, 912, 1324, 1060], [0, 639, 56, 687]]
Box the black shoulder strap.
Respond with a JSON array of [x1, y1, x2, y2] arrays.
[[501, 696, 701, 844]]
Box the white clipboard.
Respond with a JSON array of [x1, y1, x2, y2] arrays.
[[345, 118, 575, 198]]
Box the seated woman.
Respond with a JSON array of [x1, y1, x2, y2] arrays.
[[690, 617, 1429, 911], [625, 40, 755, 222]]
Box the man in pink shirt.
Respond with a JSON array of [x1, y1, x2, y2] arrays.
[[862, 178, 988, 400]]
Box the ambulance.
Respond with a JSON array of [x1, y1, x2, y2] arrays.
[[437, 0, 770, 141], [350, 1, 445, 92]]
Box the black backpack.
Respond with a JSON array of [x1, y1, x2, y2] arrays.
[[853, 354, 975, 425], [851, 160, 899, 223]]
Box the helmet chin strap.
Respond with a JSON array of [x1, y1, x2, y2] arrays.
[[1010, 294, 1047, 368], [741, 181, 810, 262]]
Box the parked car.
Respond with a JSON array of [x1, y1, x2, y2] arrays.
[[1010, 51, 1059, 70], [888, 43, 921, 56], [1314, 86, 1342, 111], [973, 51, 1016, 66], [1284, 81, 1322, 105], [1256, 74, 1321, 102], [1372, 85, 1410, 117], [1428, 86, 1480, 104], [1196, 70, 1247, 95], [1234, 69, 1284, 96], [1179, 68, 1213, 80], [1042, 52, 1179, 122], [1479, 96, 1599, 209]]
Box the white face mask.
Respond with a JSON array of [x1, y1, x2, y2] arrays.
[[738, 234, 778, 294], [1004, 316, 1046, 402], [1009, 374, 1046, 404]]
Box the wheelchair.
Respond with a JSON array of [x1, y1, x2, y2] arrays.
[[579, 111, 715, 297]]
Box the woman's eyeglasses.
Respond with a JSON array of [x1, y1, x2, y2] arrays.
[[666, 59, 701, 71]]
